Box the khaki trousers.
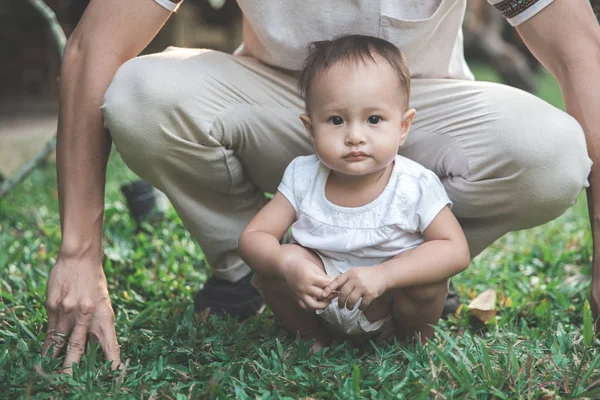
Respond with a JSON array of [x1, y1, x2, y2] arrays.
[[102, 48, 592, 282]]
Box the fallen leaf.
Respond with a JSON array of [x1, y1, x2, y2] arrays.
[[455, 303, 463, 316], [468, 288, 497, 322], [38, 243, 46, 260]]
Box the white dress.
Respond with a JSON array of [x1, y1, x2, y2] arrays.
[[278, 154, 452, 335]]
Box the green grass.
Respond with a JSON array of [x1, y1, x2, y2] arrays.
[[1, 64, 599, 399]]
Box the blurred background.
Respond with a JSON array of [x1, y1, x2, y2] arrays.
[[1, 0, 598, 187], [0, 0, 244, 183]]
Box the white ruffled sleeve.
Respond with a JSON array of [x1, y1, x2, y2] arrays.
[[277, 158, 299, 211], [416, 170, 453, 233]]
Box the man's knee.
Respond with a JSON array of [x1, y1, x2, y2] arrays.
[[511, 114, 591, 224], [101, 53, 229, 178], [103, 55, 189, 144]]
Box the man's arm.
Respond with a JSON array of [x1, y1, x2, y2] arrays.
[[515, 0, 600, 326], [43, 0, 172, 370]]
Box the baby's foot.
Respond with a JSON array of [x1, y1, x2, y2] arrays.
[[310, 339, 329, 353], [308, 331, 332, 354], [363, 298, 392, 322]]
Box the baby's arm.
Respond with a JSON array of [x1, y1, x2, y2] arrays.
[[238, 192, 297, 280], [239, 193, 333, 310], [321, 206, 469, 309], [377, 206, 470, 290]]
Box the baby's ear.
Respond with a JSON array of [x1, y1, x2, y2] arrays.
[[399, 108, 416, 146], [300, 114, 315, 144]]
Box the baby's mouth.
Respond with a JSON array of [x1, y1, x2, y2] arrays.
[[343, 151, 368, 158]]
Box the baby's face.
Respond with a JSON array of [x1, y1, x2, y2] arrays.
[[302, 58, 414, 178]]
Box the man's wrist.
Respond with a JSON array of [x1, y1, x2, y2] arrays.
[[59, 236, 103, 261]]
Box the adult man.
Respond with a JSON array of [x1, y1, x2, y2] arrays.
[[42, 0, 600, 371]]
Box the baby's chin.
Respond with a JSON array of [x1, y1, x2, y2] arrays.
[[330, 164, 390, 178]]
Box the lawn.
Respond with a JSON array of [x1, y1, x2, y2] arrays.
[[1, 64, 599, 399]]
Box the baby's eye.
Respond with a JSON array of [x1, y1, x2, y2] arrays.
[[368, 115, 382, 124], [328, 116, 344, 125]]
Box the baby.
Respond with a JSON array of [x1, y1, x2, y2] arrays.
[[239, 34, 470, 350]]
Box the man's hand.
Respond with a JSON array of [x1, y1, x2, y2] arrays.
[[42, 256, 121, 372], [322, 266, 388, 311], [281, 257, 334, 310]]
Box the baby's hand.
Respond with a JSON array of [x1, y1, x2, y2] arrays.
[[322, 266, 388, 311], [281, 258, 333, 310]]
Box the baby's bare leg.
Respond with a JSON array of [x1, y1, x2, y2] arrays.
[[363, 298, 393, 323], [385, 280, 449, 343], [257, 244, 332, 351]]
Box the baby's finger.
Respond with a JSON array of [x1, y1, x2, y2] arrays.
[[307, 286, 328, 299], [322, 274, 349, 297], [297, 298, 309, 310], [358, 295, 374, 310], [345, 291, 362, 311], [323, 290, 340, 301], [303, 295, 330, 310], [337, 284, 354, 309], [311, 273, 334, 289]]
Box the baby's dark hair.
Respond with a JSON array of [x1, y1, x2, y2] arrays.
[[298, 34, 411, 109]]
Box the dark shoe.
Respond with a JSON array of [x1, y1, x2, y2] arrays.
[[121, 180, 168, 223], [442, 280, 461, 319], [194, 272, 264, 320]]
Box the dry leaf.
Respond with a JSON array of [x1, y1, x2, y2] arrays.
[[468, 289, 497, 322], [455, 303, 463, 316], [469, 287, 476, 299], [38, 243, 46, 260]]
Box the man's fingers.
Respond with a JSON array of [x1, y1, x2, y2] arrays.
[[96, 322, 122, 370], [63, 321, 89, 371], [41, 312, 58, 357], [47, 332, 68, 359], [51, 312, 76, 359]]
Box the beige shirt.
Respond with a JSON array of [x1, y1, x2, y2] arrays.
[[154, 0, 553, 79]]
